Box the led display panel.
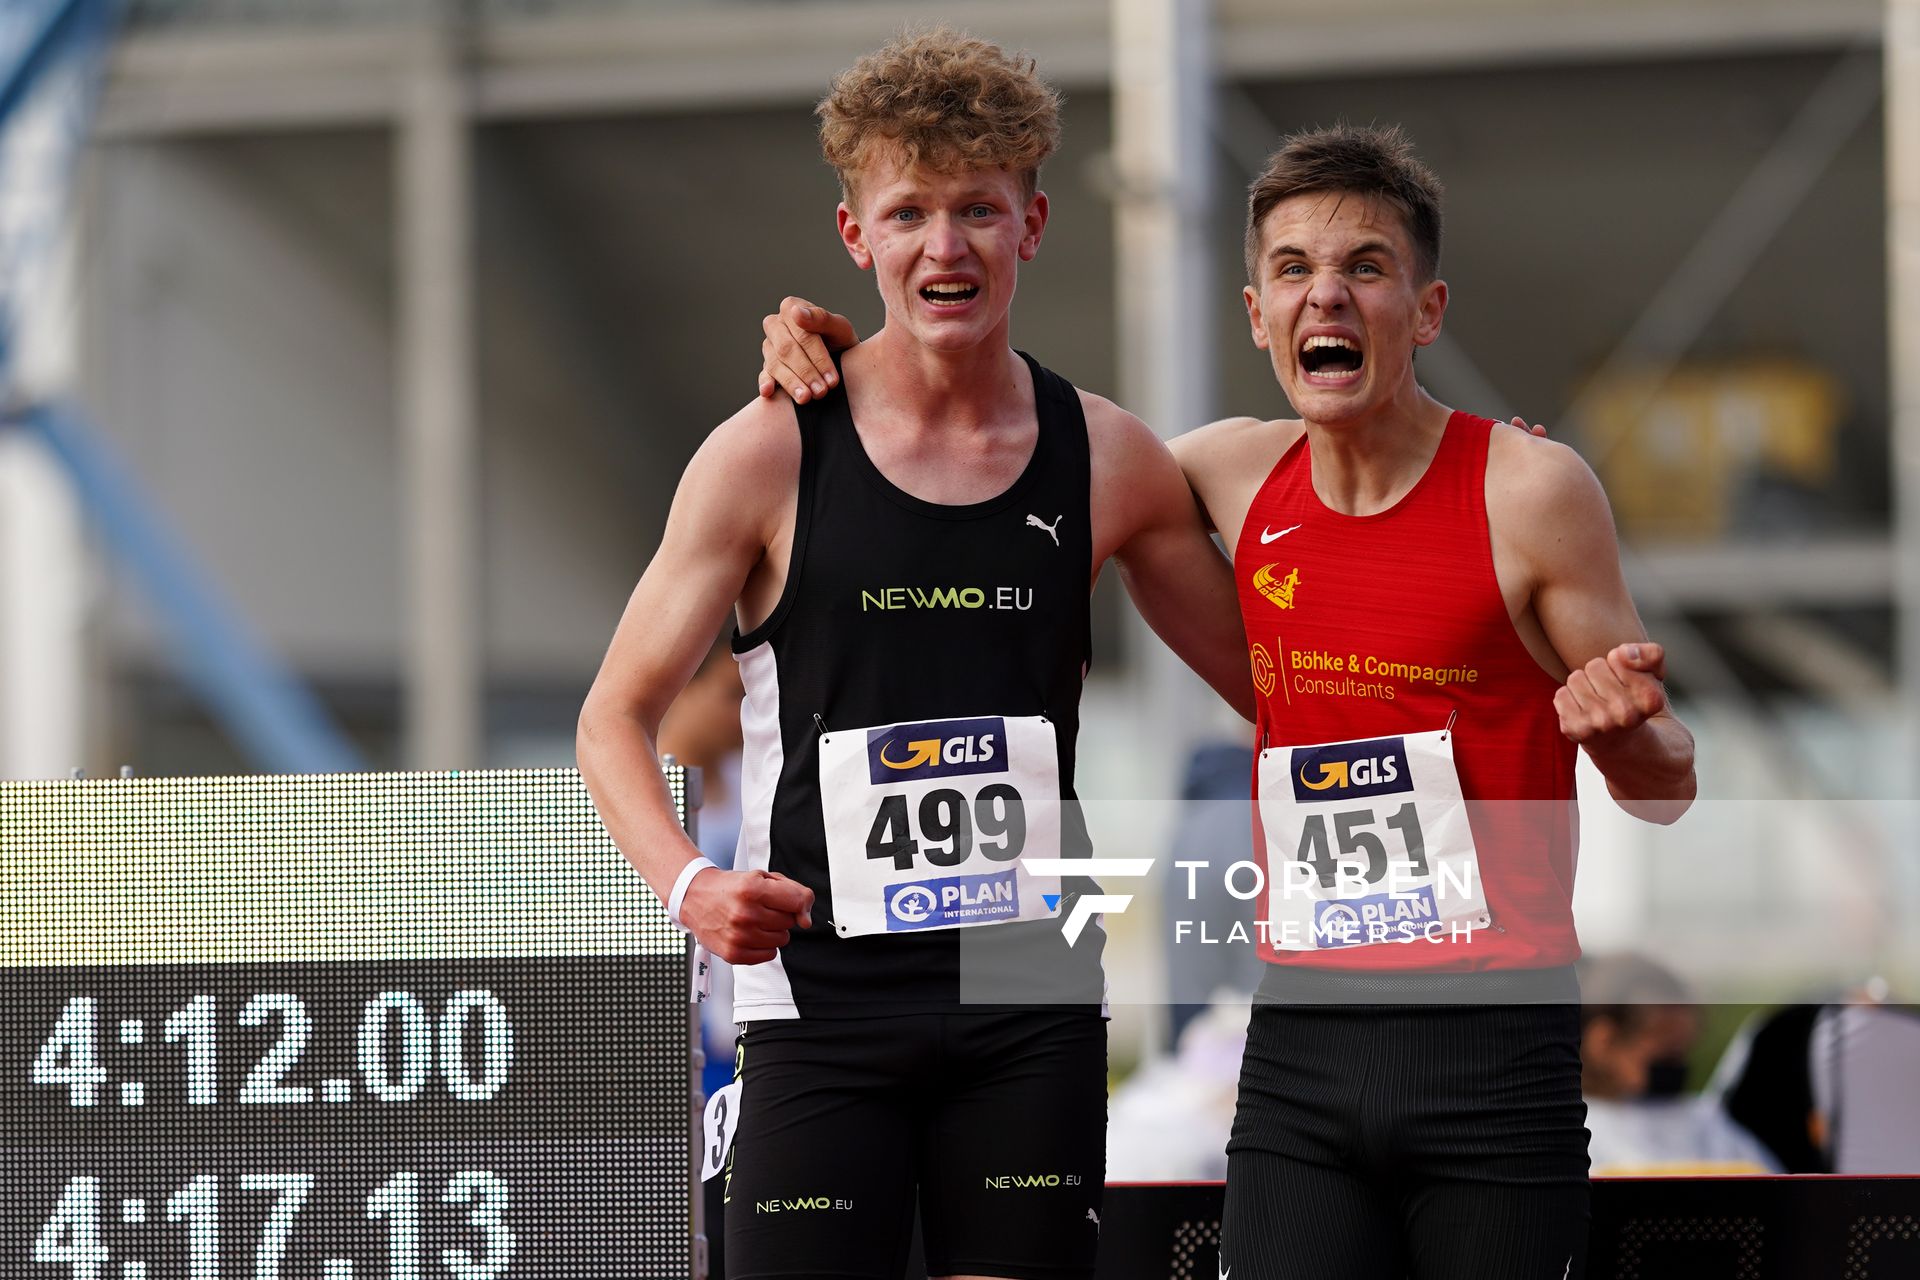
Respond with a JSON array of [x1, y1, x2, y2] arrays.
[[1, 769, 694, 1280]]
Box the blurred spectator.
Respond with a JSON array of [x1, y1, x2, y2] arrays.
[[657, 638, 745, 867], [1806, 998, 1920, 1172], [1707, 1003, 1827, 1172], [1108, 988, 1249, 1181], [1578, 952, 1779, 1175], [657, 637, 746, 1100], [1710, 980, 1920, 1173], [1161, 742, 1262, 1045]]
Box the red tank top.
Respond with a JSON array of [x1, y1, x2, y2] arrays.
[[1233, 412, 1579, 971]]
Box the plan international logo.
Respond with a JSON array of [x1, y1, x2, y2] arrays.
[[885, 871, 1021, 931], [1314, 886, 1439, 948]]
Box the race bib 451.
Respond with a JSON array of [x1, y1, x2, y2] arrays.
[[1257, 727, 1490, 951]]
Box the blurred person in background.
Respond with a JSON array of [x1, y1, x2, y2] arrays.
[[1578, 952, 1778, 1175], [658, 637, 747, 868], [658, 636, 747, 862], [1161, 741, 1263, 1045], [1107, 987, 1250, 1182], [655, 637, 748, 1279], [655, 635, 747, 1098], [1710, 1002, 1828, 1172], [1710, 979, 1920, 1174]]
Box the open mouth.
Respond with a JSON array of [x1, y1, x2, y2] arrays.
[[920, 282, 980, 307], [1299, 335, 1363, 380]]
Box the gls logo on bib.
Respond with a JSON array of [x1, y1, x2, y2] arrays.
[[866, 717, 1006, 784], [1290, 736, 1414, 803]]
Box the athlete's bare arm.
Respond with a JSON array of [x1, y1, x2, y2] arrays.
[[577, 396, 816, 964], [1485, 428, 1697, 824], [1083, 392, 1255, 722], [1170, 415, 1303, 546]]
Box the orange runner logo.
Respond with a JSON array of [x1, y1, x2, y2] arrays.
[[1253, 564, 1301, 610]]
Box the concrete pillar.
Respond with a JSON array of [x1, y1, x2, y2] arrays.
[[1108, 0, 1218, 1039], [1890, 1, 1920, 783], [1111, 0, 1219, 779], [397, 8, 481, 768], [1112, 0, 1213, 444], [1, 75, 89, 780], [0, 427, 87, 778]]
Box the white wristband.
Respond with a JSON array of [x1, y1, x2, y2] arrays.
[[667, 857, 719, 931]]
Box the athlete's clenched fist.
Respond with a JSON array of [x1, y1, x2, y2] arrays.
[[1554, 642, 1668, 744], [680, 867, 816, 966]]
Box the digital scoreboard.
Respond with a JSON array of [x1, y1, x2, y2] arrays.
[[1, 770, 695, 1280]]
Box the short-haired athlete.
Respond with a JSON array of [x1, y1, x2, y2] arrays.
[[576, 30, 1250, 1280], [759, 123, 1698, 1279]]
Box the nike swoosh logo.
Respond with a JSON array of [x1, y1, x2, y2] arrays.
[[1260, 524, 1301, 544]]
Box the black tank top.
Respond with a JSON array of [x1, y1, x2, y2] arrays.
[[729, 352, 1104, 1019]]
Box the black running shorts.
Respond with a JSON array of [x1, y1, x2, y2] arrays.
[[1221, 986, 1591, 1280], [723, 1010, 1107, 1280]]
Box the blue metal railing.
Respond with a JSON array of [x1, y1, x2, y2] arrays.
[[0, 0, 366, 774]]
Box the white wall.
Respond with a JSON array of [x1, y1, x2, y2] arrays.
[[80, 132, 659, 690]]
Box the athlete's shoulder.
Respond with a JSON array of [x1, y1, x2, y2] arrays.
[[1484, 420, 1617, 563], [1485, 424, 1606, 512], [669, 395, 803, 554], [1172, 414, 1302, 466], [691, 393, 803, 486], [1073, 386, 1184, 486], [1072, 385, 1153, 441], [1179, 414, 1304, 464]]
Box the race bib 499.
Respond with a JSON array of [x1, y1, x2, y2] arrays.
[[818, 715, 1064, 938]]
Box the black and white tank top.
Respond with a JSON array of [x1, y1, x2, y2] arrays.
[[729, 352, 1105, 1020]]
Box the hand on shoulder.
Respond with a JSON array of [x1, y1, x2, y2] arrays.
[[757, 296, 858, 403]]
